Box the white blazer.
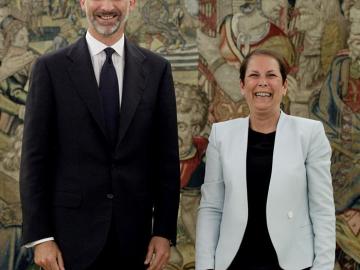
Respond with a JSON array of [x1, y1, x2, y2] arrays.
[[196, 112, 335, 270]]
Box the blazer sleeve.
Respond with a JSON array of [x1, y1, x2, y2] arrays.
[[196, 125, 225, 270], [20, 57, 56, 245], [306, 121, 336, 270], [152, 61, 180, 245]]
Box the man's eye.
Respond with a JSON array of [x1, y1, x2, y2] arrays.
[[248, 74, 259, 77], [267, 74, 277, 77]]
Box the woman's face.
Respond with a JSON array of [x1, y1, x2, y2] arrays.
[[240, 54, 287, 116]]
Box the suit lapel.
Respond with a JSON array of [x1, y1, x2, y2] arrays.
[[66, 37, 108, 141], [116, 39, 146, 146]]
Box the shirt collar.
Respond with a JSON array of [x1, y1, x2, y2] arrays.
[[85, 31, 125, 57]]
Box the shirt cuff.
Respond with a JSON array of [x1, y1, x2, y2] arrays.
[[24, 237, 55, 248]]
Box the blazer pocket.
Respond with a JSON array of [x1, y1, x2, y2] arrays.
[[53, 191, 82, 208]]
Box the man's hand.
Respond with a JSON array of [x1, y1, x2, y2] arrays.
[[34, 240, 65, 270], [144, 236, 171, 270]]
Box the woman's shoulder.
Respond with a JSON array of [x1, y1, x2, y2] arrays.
[[212, 117, 248, 131], [284, 114, 323, 129]]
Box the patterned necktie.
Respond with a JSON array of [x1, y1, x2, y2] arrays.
[[99, 47, 120, 146]]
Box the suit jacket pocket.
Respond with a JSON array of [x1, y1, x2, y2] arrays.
[[53, 191, 82, 208]]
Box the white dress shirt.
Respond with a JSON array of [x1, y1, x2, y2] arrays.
[[86, 31, 125, 108], [24, 31, 126, 248]]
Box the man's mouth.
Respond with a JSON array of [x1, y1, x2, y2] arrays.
[[255, 92, 272, 97], [95, 12, 119, 21], [99, 15, 116, 19]]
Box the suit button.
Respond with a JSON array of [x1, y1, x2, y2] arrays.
[[288, 211, 294, 219], [106, 193, 114, 199]]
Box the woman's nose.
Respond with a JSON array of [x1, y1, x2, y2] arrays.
[[258, 80, 268, 87]]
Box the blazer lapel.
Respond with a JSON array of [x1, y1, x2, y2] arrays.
[[235, 117, 249, 222], [267, 112, 291, 215], [268, 111, 288, 191], [66, 37, 108, 141], [116, 39, 146, 146]]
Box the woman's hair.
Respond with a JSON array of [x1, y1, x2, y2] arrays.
[[239, 49, 288, 84]]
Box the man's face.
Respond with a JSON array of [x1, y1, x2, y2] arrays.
[[348, 6, 360, 62], [80, 0, 135, 43]]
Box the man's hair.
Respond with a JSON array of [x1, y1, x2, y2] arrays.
[[175, 83, 208, 130], [239, 49, 288, 83]]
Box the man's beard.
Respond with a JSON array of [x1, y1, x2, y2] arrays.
[[89, 10, 128, 36]]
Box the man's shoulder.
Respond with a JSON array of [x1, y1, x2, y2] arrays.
[[36, 37, 84, 63], [126, 39, 170, 66]]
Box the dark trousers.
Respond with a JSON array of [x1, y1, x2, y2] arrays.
[[87, 221, 146, 270]]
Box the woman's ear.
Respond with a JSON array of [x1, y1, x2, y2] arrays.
[[240, 81, 245, 95], [282, 79, 288, 96]]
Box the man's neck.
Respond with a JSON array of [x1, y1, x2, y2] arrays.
[[88, 29, 124, 46]]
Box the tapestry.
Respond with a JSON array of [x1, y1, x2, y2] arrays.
[[0, 0, 359, 269]]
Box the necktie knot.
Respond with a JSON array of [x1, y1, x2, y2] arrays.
[[104, 47, 115, 63]]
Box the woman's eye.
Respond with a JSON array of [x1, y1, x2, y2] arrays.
[[249, 74, 259, 77]]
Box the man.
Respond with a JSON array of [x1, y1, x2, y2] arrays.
[[19, 0, 180, 269]]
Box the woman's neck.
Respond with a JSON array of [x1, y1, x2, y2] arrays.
[[249, 111, 281, 134]]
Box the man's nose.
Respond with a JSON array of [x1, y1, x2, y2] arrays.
[[101, 0, 115, 10]]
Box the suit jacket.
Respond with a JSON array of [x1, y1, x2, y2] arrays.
[[20, 36, 180, 269], [196, 112, 335, 270]]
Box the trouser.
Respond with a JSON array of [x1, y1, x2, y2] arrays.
[[87, 221, 146, 270]]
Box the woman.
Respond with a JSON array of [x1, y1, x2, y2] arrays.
[[195, 49, 335, 270]]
